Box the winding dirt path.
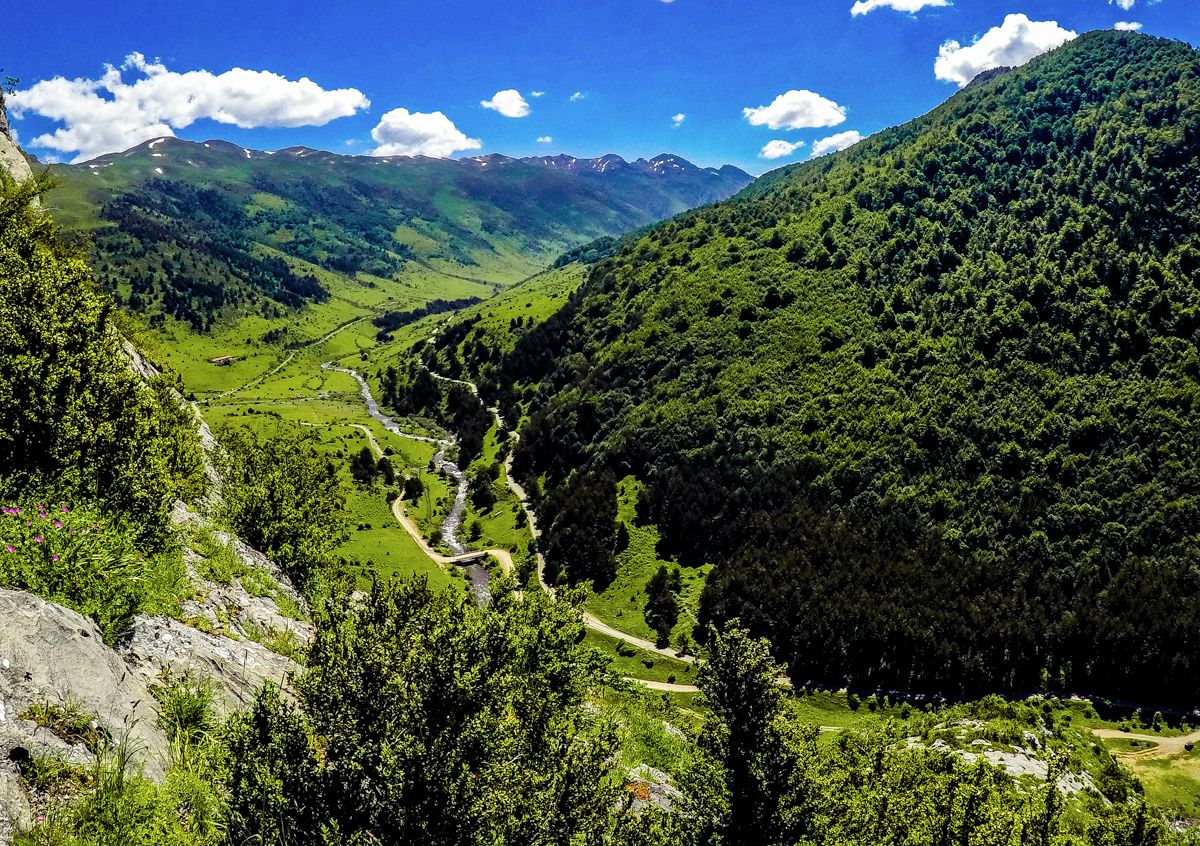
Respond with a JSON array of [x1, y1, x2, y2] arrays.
[[389, 496, 513, 571], [332, 327, 701, 688], [498, 426, 698, 665], [1091, 728, 1200, 760], [426, 363, 701, 665], [349, 424, 384, 458]]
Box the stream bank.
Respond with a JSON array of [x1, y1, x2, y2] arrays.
[[322, 362, 490, 603]]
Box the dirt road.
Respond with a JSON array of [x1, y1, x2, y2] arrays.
[[1091, 728, 1200, 760], [390, 496, 512, 571]]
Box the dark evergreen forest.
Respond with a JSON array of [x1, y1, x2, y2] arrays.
[[502, 32, 1200, 703]]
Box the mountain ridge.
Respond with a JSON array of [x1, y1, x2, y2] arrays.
[[490, 29, 1200, 703], [44, 133, 752, 332], [74, 135, 752, 183]]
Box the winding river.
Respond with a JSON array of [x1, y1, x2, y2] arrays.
[[321, 362, 490, 603]]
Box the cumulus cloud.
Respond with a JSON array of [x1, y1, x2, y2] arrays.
[[935, 14, 1077, 88], [744, 90, 847, 131], [530, 90, 545, 98], [811, 130, 864, 158], [8, 52, 369, 162], [1110, 0, 1135, 10], [1114, 20, 1143, 30], [760, 139, 805, 160], [850, 0, 949, 16], [370, 108, 482, 158], [536, 135, 553, 144], [570, 91, 586, 102], [480, 88, 530, 118], [672, 113, 686, 127]]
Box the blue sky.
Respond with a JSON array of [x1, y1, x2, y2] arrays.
[[5, 0, 1197, 173]]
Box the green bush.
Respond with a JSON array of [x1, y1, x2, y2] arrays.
[[217, 427, 347, 585]]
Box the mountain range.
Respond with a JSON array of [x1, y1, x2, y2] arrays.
[[42, 138, 750, 331]]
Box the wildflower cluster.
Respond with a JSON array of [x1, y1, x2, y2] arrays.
[[0, 503, 157, 643], [2, 504, 82, 563]]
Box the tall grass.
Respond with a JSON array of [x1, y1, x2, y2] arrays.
[[18, 709, 227, 845]]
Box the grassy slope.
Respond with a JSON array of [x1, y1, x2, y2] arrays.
[[584, 476, 711, 648]]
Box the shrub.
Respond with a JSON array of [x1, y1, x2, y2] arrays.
[[218, 428, 347, 585]]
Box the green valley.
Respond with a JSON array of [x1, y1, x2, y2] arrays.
[[7, 17, 1200, 845]]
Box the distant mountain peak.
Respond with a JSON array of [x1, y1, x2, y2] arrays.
[[76, 137, 753, 189], [518, 152, 750, 183]]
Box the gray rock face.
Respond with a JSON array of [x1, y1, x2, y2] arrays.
[[0, 527, 307, 844], [0, 591, 169, 842], [120, 615, 301, 711], [0, 590, 167, 761], [0, 97, 32, 185], [170, 502, 309, 615]]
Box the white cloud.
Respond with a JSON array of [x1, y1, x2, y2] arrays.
[[1110, 0, 1136, 10], [480, 88, 530, 118], [935, 14, 1077, 88], [850, 0, 949, 16], [1114, 20, 1143, 30], [743, 90, 846, 131], [8, 52, 369, 163], [530, 90, 545, 98], [811, 130, 864, 158], [570, 91, 586, 102], [760, 139, 805, 160], [536, 135, 553, 144], [672, 113, 686, 127], [370, 108, 481, 158]]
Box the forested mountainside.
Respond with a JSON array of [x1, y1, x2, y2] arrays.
[[41, 142, 750, 331], [502, 31, 1200, 703], [0, 171, 203, 536]]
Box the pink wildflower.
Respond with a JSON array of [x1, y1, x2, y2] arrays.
[[5, 546, 13, 553], [33, 536, 42, 543], [52, 520, 62, 529], [52, 555, 59, 563]]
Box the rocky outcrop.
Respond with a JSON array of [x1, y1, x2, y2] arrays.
[[0, 590, 168, 841], [171, 503, 308, 615], [121, 616, 302, 711], [0, 94, 32, 185], [0, 508, 309, 842]]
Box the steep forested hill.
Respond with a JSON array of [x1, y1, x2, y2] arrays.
[[0, 171, 203, 535], [41, 142, 750, 331], [503, 31, 1200, 703]]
